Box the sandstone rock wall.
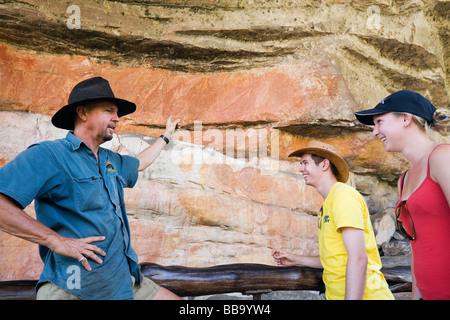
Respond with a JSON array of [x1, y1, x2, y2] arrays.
[[0, 111, 321, 279], [0, 0, 448, 281]]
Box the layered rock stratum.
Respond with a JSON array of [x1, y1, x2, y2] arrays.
[[0, 0, 448, 280]]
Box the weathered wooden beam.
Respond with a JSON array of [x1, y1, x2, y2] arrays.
[[141, 263, 323, 297], [0, 263, 411, 300], [0, 280, 37, 300]]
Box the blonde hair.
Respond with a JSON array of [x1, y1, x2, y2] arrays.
[[411, 108, 450, 142], [393, 109, 450, 142]]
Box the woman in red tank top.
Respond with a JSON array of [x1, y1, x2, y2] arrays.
[[355, 90, 450, 300]]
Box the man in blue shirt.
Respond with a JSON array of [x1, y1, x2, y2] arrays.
[[0, 77, 181, 300]]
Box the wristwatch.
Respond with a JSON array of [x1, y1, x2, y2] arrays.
[[160, 134, 169, 144]]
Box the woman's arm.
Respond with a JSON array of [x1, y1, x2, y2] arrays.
[[429, 144, 450, 207]]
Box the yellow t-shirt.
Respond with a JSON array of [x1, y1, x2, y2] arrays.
[[318, 182, 394, 300]]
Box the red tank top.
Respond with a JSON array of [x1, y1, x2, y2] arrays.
[[396, 144, 450, 300]]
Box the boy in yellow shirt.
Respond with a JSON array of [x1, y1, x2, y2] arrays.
[[272, 140, 394, 300]]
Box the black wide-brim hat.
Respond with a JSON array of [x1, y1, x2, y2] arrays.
[[52, 77, 136, 130]]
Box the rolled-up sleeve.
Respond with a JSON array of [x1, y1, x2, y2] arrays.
[[0, 144, 61, 209]]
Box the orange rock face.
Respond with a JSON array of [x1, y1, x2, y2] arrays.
[[0, 43, 356, 131]]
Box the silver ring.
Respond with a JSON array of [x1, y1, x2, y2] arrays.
[[78, 257, 85, 262]]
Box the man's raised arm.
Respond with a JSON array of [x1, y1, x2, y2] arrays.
[[136, 116, 181, 171]]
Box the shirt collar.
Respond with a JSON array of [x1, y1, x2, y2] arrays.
[[66, 132, 83, 150], [65, 132, 106, 160]]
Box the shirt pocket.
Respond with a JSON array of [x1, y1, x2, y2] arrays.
[[73, 176, 108, 212], [109, 174, 127, 208]]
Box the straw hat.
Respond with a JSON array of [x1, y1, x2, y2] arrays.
[[289, 140, 349, 183]]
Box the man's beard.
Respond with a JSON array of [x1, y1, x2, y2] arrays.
[[103, 133, 113, 142], [102, 125, 115, 142]]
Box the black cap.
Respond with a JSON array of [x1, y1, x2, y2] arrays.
[[354, 90, 436, 125]]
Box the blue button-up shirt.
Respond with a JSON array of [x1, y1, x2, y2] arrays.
[[0, 132, 142, 299]]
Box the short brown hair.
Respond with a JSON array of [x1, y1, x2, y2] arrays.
[[310, 154, 339, 178]]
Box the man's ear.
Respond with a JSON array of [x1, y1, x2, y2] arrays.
[[75, 105, 88, 122], [321, 158, 331, 172]]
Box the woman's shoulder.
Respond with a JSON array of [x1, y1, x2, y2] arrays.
[[429, 144, 450, 179], [429, 143, 450, 162]]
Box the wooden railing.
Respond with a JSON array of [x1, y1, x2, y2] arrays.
[[0, 263, 411, 300]]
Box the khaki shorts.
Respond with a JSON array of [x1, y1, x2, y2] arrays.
[[36, 276, 160, 300]]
